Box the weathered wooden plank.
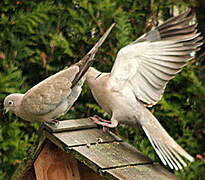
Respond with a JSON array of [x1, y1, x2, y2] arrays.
[[70, 142, 152, 172], [34, 141, 81, 180], [44, 118, 97, 132], [101, 164, 180, 180], [53, 128, 122, 147]]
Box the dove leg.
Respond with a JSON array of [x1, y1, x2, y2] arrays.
[[89, 115, 111, 123], [103, 126, 109, 133], [45, 119, 60, 126], [89, 115, 118, 128]]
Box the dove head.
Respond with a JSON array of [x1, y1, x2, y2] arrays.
[[86, 67, 102, 83], [3, 93, 24, 114], [86, 67, 111, 90]]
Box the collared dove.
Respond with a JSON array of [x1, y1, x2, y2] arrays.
[[86, 10, 203, 170], [3, 23, 115, 124]]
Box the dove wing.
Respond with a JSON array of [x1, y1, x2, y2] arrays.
[[111, 9, 203, 106], [22, 66, 79, 115]]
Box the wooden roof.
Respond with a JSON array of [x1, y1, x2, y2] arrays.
[[12, 118, 179, 180]]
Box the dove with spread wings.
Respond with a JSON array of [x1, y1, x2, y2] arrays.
[[86, 10, 203, 170]]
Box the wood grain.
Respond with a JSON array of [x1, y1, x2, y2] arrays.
[[34, 141, 81, 180], [53, 128, 121, 147], [72, 142, 152, 171]]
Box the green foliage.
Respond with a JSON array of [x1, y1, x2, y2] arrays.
[[0, 0, 205, 179]]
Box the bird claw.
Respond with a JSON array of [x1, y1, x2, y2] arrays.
[[45, 119, 59, 127], [103, 126, 110, 133], [89, 115, 111, 123]]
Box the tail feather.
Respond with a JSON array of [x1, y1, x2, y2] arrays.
[[71, 23, 115, 88], [143, 126, 179, 170], [142, 126, 169, 166], [161, 142, 184, 170], [168, 145, 187, 167], [141, 108, 194, 170]]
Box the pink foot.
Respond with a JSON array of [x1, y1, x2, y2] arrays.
[[90, 115, 111, 123], [89, 115, 116, 128]]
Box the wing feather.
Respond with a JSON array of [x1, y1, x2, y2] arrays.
[[140, 65, 167, 87], [111, 9, 203, 106], [22, 66, 79, 115]]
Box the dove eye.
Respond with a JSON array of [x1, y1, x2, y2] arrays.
[[8, 100, 14, 105]]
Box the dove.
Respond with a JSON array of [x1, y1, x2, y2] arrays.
[[3, 23, 115, 124], [86, 10, 203, 170]]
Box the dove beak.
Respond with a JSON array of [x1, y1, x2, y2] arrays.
[[3, 107, 9, 115], [95, 73, 102, 80]]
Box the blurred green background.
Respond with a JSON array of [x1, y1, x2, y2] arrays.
[[0, 0, 205, 179]]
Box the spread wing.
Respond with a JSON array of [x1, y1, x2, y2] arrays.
[[111, 9, 203, 106], [22, 66, 79, 115]]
